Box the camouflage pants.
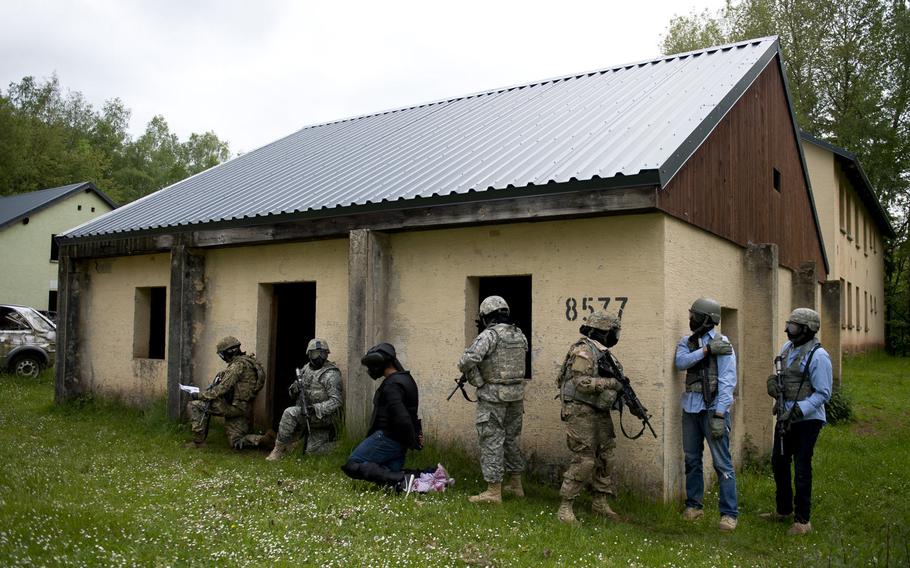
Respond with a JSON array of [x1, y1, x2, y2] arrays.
[[475, 399, 524, 483], [187, 399, 260, 448], [275, 405, 338, 454], [560, 401, 616, 499]]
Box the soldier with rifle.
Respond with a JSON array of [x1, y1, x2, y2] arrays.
[[267, 338, 343, 460], [556, 310, 645, 524], [761, 308, 832, 536], [674, 298, 739, 532]]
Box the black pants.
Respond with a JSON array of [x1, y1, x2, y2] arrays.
[[772, 418, 824, 523]]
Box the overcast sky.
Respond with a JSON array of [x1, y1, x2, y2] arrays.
[[1, 0, 726, 155]]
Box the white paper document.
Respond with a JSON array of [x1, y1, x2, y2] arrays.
[[179, 384, 200, 394]]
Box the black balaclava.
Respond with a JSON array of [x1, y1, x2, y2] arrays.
[[786, 322, 815, 347], [308, 349, 328, 370]]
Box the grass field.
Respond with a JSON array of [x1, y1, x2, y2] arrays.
[[1, 352, 908, 567]]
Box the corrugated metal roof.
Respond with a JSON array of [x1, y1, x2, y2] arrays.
[[66, 37, 781, 238], [0, 182, 117, 231]]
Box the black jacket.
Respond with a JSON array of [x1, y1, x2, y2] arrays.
[[368, 371, 420, 449]]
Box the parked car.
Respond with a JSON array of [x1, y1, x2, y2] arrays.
[[1, 304, 56, 378]]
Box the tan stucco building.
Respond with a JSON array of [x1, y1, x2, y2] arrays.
[[55, 38, 844, 499], [0, 182, 116, 312], [801, 133, 894, 353]]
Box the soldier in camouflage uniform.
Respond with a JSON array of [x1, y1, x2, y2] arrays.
[[555, 310, 624, 523], [186, 336, 266, 449], [458, 296, 529, 504], [266, 338, 343, 460]]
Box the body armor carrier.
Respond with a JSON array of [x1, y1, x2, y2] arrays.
[[478, 324, 528, 385], [780, 339, 821, 401], [298, 363, 339, 424], [558, 338, 614, 411], [685, 336, 718, 403], [232, 355, 265, 403]]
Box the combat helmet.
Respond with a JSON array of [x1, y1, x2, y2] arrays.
[[479, 295, 510, 316], [306, 338, 330, 353], [586, 310, 621, 332], [216, 336, 241, 354], [690, 298, 722, 325], [788, 308, 820, 332]]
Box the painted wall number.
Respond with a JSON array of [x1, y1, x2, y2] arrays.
[[564, 296, 628, 321]]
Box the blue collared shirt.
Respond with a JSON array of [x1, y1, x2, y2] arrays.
[[675, 329, 737, 415], [779, 341, 832, 423]]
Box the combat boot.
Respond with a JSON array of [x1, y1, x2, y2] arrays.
[[184, 432, 206, 449], [557, 499, 578, 524], [502, 474, 524, 498], [591, 493, 620, 521], [266, 441, 289, 461], [468, 482, 502, 504]]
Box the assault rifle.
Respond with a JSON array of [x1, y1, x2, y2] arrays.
[[199, 372, 224, 440], [598, 353, 657, 440], [773, 355, 787, 455], [447, 374, 475, 402], [293, 369, 312, 454]]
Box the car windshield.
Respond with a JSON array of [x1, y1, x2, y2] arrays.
[[19, 307, 55, 333]]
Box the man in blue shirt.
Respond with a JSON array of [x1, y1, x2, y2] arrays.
[[763, 308, 832, 535], [675, 298, 739, 532]]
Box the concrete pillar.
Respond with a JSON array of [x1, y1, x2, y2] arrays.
[[740, 243, 779, 456], [821, 280, 843, 389], [167, 244, 206, 420], [54, 250, 89, 402], [345, 229, 391, 438], [792, 261, 817, 311]]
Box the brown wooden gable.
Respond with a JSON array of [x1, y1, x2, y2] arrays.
[[657, 58, 827, 279]]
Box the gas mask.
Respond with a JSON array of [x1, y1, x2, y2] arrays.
[[587, 327, 620, 348], [218, 347, 239, 363], [308, 350, 328, 370], [689, 312, 709, 333], [786, 322, 814, 346]]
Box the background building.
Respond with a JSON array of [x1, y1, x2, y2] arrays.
[[0, 182, 116, 313], [802, 133, 894, 354], [56, 38, 834, 499]]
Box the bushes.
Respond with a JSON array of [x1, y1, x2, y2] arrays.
[[825, 387, 854, 425]]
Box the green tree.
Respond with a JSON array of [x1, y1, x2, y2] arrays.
[[661, 0, 910, 353], [0, 75, 231, 205]]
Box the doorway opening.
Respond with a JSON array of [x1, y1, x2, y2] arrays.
[[472, 275, 532, 378], [268, 282, 316, 430]]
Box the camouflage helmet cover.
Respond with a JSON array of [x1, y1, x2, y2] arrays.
[[788, 308, 821, 332], [306, 338, 330, 353], [479, 295, 510, 316], [690, 298, 722, 325], [586, 310, 621, 332], [216, 336, 241, 353]]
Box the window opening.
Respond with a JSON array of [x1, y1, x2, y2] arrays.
[[847, 282, 853, 329], [772, 168, 781, 192], [133, 286, 167, 359], [471, 275, 533, 379], [50, 234, 59, 261]]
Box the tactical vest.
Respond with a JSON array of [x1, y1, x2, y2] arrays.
[[558, 338, 613, 411], [685, 336, 718, 403], [299, 363, 338, 406], [780, 339, 820, 401], [478, 324, 528, 385]]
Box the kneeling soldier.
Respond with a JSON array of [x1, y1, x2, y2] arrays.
[[556, 310, 624, 523], [267, 338, 343, 460]]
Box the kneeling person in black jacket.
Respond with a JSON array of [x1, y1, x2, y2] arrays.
[[342, 343, 424, 492]]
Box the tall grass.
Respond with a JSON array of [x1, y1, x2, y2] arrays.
[[0, 353, 908, 566]]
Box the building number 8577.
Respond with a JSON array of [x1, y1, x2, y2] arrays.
[[564, 296, 629, 322]]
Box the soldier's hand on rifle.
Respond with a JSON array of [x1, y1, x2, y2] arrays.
[[707, 337, 733, 356], [767, 374, 781, 398], [288, 380, 301, 398], [189, 391, 201, 401], [710, 413, 726, 440]]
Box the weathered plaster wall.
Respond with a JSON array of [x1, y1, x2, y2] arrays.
[[197, 240, 350, 421], [386, 213, 668, 493], [81, 253, 170, 404]]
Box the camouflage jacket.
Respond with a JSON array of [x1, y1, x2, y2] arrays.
[[293, 363, 343, 422], [201, 354, 260, 404]]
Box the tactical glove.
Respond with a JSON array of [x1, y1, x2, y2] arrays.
[[189, 391, 200, 401], [710, 414, 726, 440], [767, 375, 781, 398], [288, 380, 302, 398], [707, 337, 733, 356]]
